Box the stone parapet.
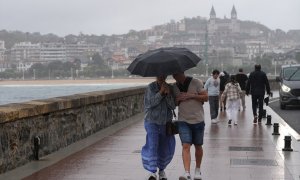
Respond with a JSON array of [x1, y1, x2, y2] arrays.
[[0, 86, 146, 174]]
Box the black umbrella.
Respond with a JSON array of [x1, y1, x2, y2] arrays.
[[127, 47, 201, 77]]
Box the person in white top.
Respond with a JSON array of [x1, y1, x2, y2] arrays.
[[221, 75, 242, 125], [204, 69, 220, 124]]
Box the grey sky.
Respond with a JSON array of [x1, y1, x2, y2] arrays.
[[0, 0, 299, 36]]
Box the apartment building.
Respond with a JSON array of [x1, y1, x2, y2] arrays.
[[65, 41, 102, 62], [10, 42, 40, 62], [0, 40, 5, 61], [40, 43, 66, 62]]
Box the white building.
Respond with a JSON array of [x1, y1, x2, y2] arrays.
[[10, 42, 40, 62], [0, 40, 6, 61], [245, 40, 270, 59], [65, 41, 102, 62], [40, 43, 66, 62]]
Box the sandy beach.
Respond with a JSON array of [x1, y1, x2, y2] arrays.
[[0, 78, 176, 85]]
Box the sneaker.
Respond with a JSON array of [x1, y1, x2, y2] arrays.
[[147, 172, 157, 180], [228, 119, 232, 125], [253, 116, 258, 124], [234, 122, 238, 125], [194, 168, 202, 180], [179, 172, 191, 180], [159, 170, 167, 180], [211, 119, 219, 124]]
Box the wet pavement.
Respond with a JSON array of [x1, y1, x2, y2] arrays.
[[1, 95, 300, 180], [269, 99, 300, 134]]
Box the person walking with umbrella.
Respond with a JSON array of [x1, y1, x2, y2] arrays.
[[172, 72, 208, 180], [141, 75, 176, 180], [127, 47, 202, 180]]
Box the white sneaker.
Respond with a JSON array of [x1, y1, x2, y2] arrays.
[[158, 170, 167, 180], [194, 168, 202, 180], [211, 119, 219, 124], [147, 172, 157, 180], [179, 172, 191, 180]]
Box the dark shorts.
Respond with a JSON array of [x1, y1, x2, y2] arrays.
[[177, 121, 205, 145]]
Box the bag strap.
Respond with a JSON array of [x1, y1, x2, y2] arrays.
[[176, 76, 193, 92]]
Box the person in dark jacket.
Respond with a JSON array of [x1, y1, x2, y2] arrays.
[[219, 71, 229, 111], [246, 64, 271, 124], [235, 68, 248, 111]]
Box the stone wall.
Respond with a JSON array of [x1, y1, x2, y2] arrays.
[[0, 86, 145, 174]]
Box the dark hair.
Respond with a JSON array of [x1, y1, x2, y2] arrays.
[[255, 64, 261, 71], [212, 69, 220, 75], [230, 75, 237, 85], [239, 68, 243, 72]]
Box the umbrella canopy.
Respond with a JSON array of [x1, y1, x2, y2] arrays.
[[127, 47, 201, 77]]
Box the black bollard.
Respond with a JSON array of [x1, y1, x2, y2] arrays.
[[33, 136, 40, 160], [265, 115, 272, 125], [262, 109, 267, 118], [272, 123, 280, 135], [282, 136, 293, 151]]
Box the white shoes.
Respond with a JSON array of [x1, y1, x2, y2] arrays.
[[147, 172, 157, 180], [211, 119, 219, 124], [179, 172, 191, 180], [194, 168, 202, 180], [158, 170, 167, 180]]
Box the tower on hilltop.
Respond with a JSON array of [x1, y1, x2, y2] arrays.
[[231, 5, 237, 20]]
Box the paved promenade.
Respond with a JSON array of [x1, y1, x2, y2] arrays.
[[1, 96, 300, 180]]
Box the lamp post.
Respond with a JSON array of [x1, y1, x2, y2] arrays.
[[205, 64, 208, 77], [33, 69, 36, 80], [274, 60, 277, 76], [22, 66, 25, 80], [111, 65, 114, 79], [71, 68, 73, 80]]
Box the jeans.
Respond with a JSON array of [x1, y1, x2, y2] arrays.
[[209, 96, 219, 119]]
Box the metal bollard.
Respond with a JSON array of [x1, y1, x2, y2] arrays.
[[265, 115, 272, 125], [282, 136, 293, 151], [33, 136, 40, 160], [272, 123, 280, 135], [262, 109, 267, 118]]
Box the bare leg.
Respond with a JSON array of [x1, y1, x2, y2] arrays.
[[195, 145, 203, 168], [182, 143, 191, 172]]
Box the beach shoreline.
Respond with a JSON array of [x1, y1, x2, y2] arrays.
[[0, 78, 176, 85]]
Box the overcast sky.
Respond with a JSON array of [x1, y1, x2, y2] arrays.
[[0, 0, 299, 36]]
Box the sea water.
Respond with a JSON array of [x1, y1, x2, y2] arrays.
[[0, 83, 145, 105]]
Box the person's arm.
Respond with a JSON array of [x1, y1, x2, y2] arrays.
[[264, 75, 271, 95], [166, 84, 176, 109], [144, 85, 164, 109], [177, 80, 208, 102], [245, 75, 251, 95]]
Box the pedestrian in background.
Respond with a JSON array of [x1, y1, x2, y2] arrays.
[[219, 71, 230, 111], [172, 72, 208, 180], [235, 68, 248, 111], [246, 64, 271, 124], [141, 75, 176, 180], [221, 75, 242, 125], [204, 69, 220, 124]]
